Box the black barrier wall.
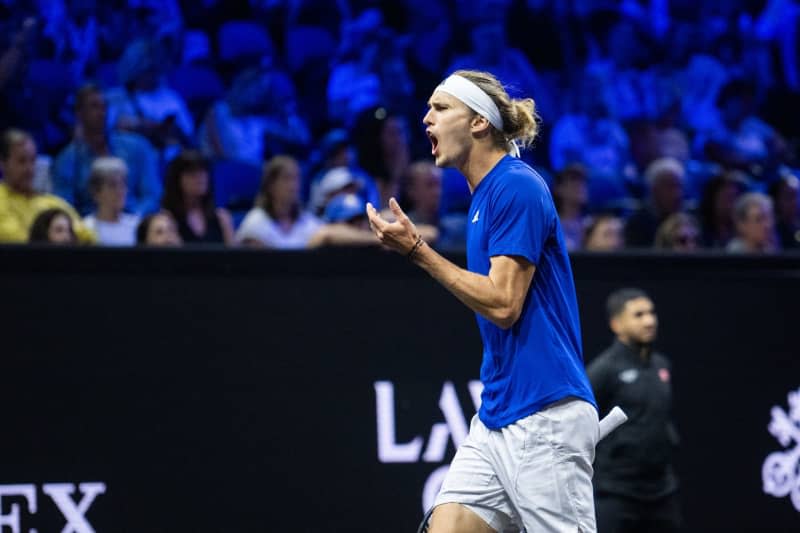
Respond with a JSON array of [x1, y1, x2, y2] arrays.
[[0, 246, 798, 532]]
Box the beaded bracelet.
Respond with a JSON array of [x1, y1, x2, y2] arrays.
[[407, 235, 424, 260]]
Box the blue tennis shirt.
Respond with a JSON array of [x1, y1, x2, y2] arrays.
[[466, 155, 596, 429]]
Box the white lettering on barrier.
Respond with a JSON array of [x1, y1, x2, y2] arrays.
[[0, 484, 36, 533], [0, 483, 104, 533], [375, 380, 483, 512]]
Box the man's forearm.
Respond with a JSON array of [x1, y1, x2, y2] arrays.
[[411, 242, 518, 328]]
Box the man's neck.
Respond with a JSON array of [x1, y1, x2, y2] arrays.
[[459, 147, 507, 193], [95, 205, 121, 222], [618, 337, 652, 361], [82, 129, 108, 154]]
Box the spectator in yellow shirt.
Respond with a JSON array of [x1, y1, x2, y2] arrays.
[[0, 129, 94, 243]]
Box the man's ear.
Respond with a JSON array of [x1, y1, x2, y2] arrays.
[[470, 114, 491, 134], [609, 317, 621, 336]]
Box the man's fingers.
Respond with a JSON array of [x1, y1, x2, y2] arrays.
[[366, 202, 388, 232], [389, 197, 414, 229]]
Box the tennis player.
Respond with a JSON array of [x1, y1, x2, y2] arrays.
[[366, 70, 599, 532]]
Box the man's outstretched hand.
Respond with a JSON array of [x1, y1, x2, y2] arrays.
[[366, 198, 421, 256]]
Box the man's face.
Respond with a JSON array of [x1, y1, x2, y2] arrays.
[[652, 172, 684, 214], [612, 297, 658, 345], [423, 91, 478, 169], [0, 138, 36, 194], [79, 91, 107, 132]]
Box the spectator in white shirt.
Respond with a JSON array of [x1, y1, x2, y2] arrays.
[[82, 156, 140, 246]]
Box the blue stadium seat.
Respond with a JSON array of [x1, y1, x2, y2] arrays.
[[285, 25, 336, 73], [167, 65, 225, 117], [217, 20, 274, 63], [212, 158, 261, 215]]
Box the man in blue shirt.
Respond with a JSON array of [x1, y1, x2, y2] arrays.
[[52, 84, 162, 217], [367, 70, 598, 532]]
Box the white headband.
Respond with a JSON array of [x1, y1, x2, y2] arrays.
[[436, 75, 503, 131], [436, 75, 520, 157]]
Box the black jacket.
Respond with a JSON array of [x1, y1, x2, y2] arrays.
[[587, 339, 679, 500]]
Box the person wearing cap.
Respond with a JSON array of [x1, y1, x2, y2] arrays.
[[366, 70, 598, 532], [306, 192, 379, 248]]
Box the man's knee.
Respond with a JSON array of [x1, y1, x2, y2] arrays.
[[428, 503, 496, 533]]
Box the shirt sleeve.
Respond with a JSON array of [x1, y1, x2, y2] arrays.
[[487, 175, 552, 266], [586, 355, 613, 416]]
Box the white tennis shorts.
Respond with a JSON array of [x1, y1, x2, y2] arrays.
[[434, 398, 599, 532]]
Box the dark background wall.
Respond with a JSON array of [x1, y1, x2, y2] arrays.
[[0, 247, 798, 532]]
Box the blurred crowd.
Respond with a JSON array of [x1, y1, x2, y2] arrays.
[[0, 0, 799, 253]]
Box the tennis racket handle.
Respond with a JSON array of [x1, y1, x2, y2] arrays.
[[598, 406, 628, 441]]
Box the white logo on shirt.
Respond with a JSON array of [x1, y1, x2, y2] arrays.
[[472, 210, 480, 223], [762, 386, 800, 511], [618, 369, 639, 383]]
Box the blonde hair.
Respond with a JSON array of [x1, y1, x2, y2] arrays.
[[452, 69, 540, 151]]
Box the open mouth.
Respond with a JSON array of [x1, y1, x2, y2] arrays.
[[427, 131, 439, 156]]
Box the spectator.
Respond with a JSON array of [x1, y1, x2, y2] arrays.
[[52, 83, 161, 216], [308, 166, 367, 217], [0, 128, 93, 243], [82, 156, 139, 246], [135, 211, 182, 246], [625, 157, 687, 247], [399, 160, 455, 248], [550, 67, 633, 210], [306, 191, 380, 248], [768, 171, 800, 249], [654, 212, 701, 251], [584, 214, 625, 252], [552, 163, 589, 251], [727, 192, 778, 253], [326, 9, 414, 126], [351, 105, 410, 209], [105, 38, 194, 155], [697, 171, 748, 248], [199, 67, 310, 166], [235, 154, 323, 249], [445, 13, 558, 123], [161, 150, 234, 245], [28, 207, 77, 245], [695, 78, 788, 179]]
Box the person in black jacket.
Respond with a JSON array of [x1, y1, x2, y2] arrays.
[[587, 288, 681, 533]]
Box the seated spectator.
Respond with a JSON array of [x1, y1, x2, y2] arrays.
[[550, 68, 633, 210], [199, 67, 310, 166], [654, 212, 701, 252], [552, 163, 589, 251], [727, 192, 778, 253], [403, 161, 442, 227], [625, 157, 687, 247], [697, 171, 748, 248], [82, 157, 140, 246], [768, 170, 800, 249], [105, 38, 194, 155], [0, 129, 94, 243], [351, 106, 410, 209], [236, 155, 323, 249], [695, 79, 788, 180], [161, 150, 234, 245], [583, 214, 625, 252], [445, 14, 557, 123], [135, 211, 182, 246], [326, 9, 414, 126], [52, 83, 161, 216], [308, 166, 367, 217], [306, 192, 380, 248], [28, 207, 77, 245]]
